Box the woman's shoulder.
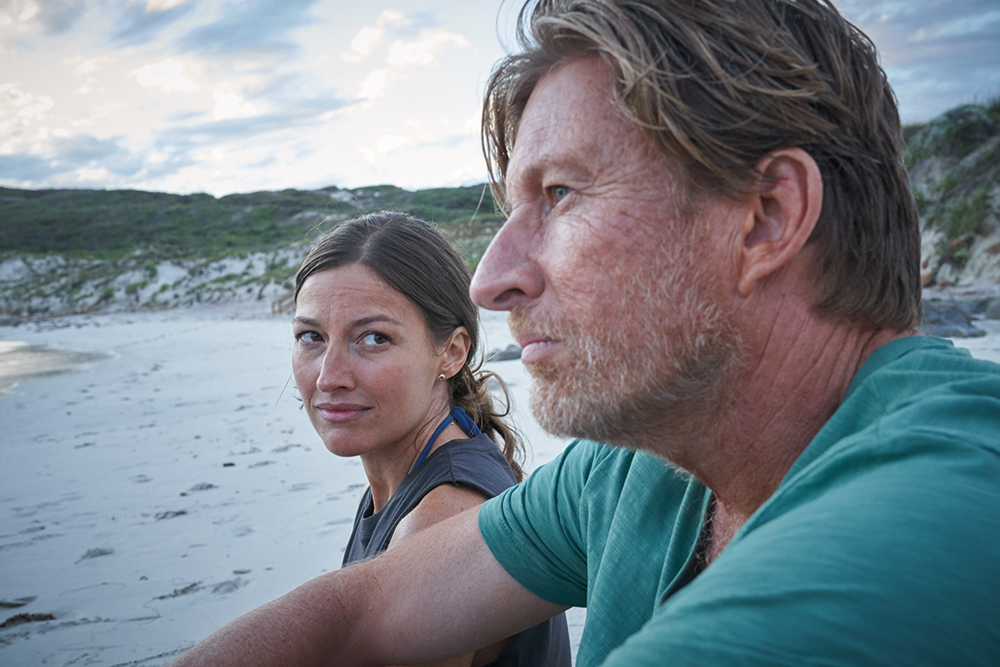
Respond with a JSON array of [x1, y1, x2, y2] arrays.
[[428, 432, 519, 494], [388, 482, 490, 549], [386, 434, 516, 549]]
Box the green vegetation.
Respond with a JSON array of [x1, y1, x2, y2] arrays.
[[933, 187, 992, 265], [0, 183, 504, 265], [906, 99, 1000, 271]]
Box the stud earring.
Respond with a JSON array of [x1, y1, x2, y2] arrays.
[[438, 374, 446, 381]]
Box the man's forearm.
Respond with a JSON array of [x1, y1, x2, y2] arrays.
[[169, 508, 563, 667], [171, 568, 368, 667]]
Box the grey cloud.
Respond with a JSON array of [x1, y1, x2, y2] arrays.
[[162, 94, 352, 144], [175, 0, 321, 55], [167, 109, 210, 123], [52, 134, 145, 176], [113, 0, 199, 45], [0, 135, 153, 183], [836, 0, 1000, 120], [245, 155, 277, 169], [0, 153, 60, 182], [140, 152, 197, 179], [839, 0, 1000, 61], [36, 0, 87, 34]]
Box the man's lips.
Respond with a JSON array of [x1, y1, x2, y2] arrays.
[[515, 334, 559, 364], [313, 403, 371, 423]]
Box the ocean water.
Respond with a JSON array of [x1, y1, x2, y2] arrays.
[[0, 341, 110, 395]]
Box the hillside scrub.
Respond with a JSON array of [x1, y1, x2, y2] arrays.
[[2, 99, 1000, 320]]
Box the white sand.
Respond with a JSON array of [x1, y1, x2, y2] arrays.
[[2, 306, 999, 666]]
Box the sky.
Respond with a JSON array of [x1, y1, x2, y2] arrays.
[[1, 0, 999, 197]]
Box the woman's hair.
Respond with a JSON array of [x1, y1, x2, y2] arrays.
[[294, 211, 525, 481]]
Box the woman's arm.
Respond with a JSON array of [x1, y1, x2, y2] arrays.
[[170, 507, 567, 667], [387, 483, 489, 549]]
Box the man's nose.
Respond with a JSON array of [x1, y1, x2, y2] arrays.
[[470, 210, 544, 311]]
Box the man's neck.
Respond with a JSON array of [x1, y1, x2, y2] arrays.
[[646, 303, 910, 545]]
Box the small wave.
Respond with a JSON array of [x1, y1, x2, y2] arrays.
[[0, 343, 110, 395]]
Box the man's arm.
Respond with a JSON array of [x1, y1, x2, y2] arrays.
[[171, 506, 568, 667]]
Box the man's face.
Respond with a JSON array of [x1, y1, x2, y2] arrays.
[[470, 57, 744, 449]]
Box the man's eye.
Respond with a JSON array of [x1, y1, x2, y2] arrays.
[[552, 185, 572, 202], [361, 332, 390, 346]]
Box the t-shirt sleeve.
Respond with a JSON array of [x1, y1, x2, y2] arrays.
[[478, 439, 601, 608]]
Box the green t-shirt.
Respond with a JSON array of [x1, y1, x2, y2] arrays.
[[480, 336, 1000, 666]]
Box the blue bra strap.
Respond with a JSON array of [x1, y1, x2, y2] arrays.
[[450, 406, 483, 438], [412, 407, 483, 471]]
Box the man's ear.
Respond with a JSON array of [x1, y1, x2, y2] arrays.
[[439, 326, 471, 379], [737, 147, 823, 297]]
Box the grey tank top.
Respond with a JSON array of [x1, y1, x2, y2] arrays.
[[342, 433, 571, 667]]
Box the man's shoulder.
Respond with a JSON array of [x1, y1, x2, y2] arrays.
[[547, 439, 691, 492], [786, 335, 1000, 478], [845, 334, 1000, 450], [849, 334, 1000, 397]]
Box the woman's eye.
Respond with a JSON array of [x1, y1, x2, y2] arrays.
[[551, 185, 571, 202], [295, 331, 323, 344], [361, 332, 390, 346]]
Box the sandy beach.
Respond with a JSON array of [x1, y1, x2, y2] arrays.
[[2, 304, 999, 666], [0, 304, 578, 666]]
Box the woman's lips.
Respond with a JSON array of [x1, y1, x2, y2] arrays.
[[313, 403, 371, 423]]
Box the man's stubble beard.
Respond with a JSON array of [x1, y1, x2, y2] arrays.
[[510, 236, 745, 457]]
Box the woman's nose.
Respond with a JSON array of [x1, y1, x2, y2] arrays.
[[316, 347, 354, 393]]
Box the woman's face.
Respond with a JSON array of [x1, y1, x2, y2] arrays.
[[292, 263, 466, 460]]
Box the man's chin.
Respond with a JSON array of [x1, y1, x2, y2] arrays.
[[528, 375, 621, 442]]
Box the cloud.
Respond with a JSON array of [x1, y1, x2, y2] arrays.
[[35, 0, 87, 34], [131, 59, 199, 92], [51, 134, 144, 176], [0, 83, 54, 132], [0, 133, 145, 183], [347, 16, 472, 101], [342, 26, 382, 62], [0, 0, 89, 52], [162, 94, 351, 143], [212, 89, 257, 120], [113, 0, 197, 45], [375, 134, 410, 153], [175, 0, 321, 56], [386, 29, 470, 67], [835, 0, 1000, 119], [0, 152, 58, 182], [359, 69, 387, 100], [341, 9, 406, 63], [73, 56, 111, 75]]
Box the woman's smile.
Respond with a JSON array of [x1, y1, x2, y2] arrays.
[[313, 401, 372, 423]]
